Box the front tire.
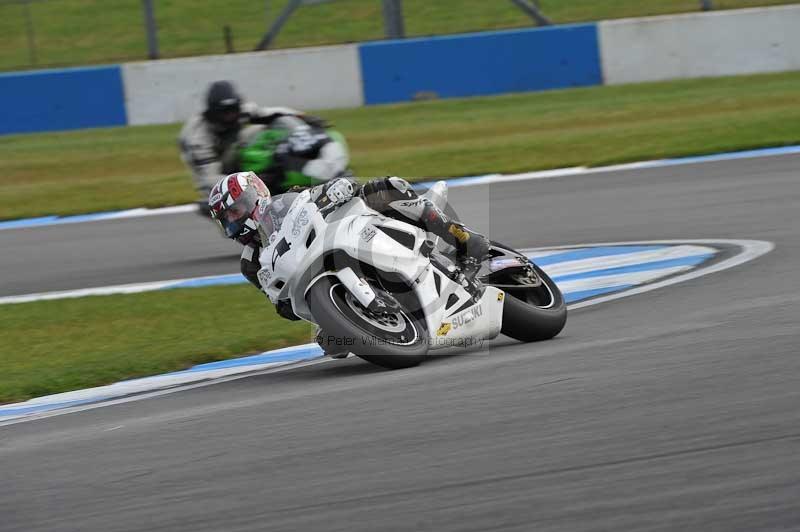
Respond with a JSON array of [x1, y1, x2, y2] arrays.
[[307, 276, 429, 369]]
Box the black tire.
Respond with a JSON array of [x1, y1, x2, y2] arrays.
[[490, 242, 567, 342], [307, 276, 429, 369]]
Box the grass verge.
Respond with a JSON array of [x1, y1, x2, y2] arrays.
[[2, 71, 800, 221], [0, 286, 314, 405], [0, 0, 795, 70]]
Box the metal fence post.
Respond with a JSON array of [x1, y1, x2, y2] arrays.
[[22, 0, 38, 66], [255, 0, 303, 51], [142, 0, 159, 59], [224, 25, 235, 53], [509, 0, 552, 26], [382, 0, 405, 40]]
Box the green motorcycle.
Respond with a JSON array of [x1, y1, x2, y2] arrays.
[[222, 118, 351, 194]]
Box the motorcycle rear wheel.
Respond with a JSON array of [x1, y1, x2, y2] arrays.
[[488, 241, 567, 342], [307, 276, 429, 369]]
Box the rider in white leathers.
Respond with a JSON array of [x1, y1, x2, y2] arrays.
[[207, 172, 490, 321], [179, 80, 348, 213]]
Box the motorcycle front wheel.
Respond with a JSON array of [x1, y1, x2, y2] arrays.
[[307, 276, 429, 369]]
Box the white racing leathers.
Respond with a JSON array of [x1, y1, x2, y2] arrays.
[[255, 181, 506, 358]]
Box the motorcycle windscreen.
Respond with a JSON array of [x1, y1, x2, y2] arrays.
[[254, 192, 300, 239]]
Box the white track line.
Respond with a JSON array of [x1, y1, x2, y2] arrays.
[[555, 265, 693, 294], [542, 245, 715, 277], [567, 239, 774, 310], [0, 273, 247, 305], [101, 205, 198, 219], [0, 239, 773, 426], [4, 145, 800, 232], [0, 244, 711, 306], [0, 280, 183, 305]]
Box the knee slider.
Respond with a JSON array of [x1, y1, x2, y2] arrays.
[[387, 176, 411, 193]]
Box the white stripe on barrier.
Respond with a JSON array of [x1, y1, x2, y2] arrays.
[[122, 45, 365, 126], [599, 6, 800, 85]]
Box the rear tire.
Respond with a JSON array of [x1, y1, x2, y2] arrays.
[[307, 276, 429, 369], [489, 242, 567, 342], [501, 267, 567, 342]]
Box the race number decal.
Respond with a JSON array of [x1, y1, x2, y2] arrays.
[[271, 238, 291, 269]]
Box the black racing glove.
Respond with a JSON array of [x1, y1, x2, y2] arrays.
[[301, 114, 330, 129], [246, 113, 282, 126]]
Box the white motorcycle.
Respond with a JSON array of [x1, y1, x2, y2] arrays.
[[256, 181, 567, 369]]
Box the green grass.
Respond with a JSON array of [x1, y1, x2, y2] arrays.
[[0, 0, 796, 71], [0, 285, 315, 404], [2, 71, 800, 220], [3, 69, 800, 404]]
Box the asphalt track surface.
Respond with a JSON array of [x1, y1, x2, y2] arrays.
[[2, 154, 800, 531]]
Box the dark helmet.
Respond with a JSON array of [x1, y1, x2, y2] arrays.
[[203, 80, 242, 131]]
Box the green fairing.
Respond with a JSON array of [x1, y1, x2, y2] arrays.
[[283, 171, 326, 188], [238, 129, 289, 174], [239, 128, 350, 189]]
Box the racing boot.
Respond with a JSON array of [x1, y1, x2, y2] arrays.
[[421, 201, 490, 279]]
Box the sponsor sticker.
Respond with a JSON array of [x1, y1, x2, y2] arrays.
[[291, 208, 310, 236], [256, 267, 272, 288], [437, 323, 452, 336], [450, 304, 483, 330], [360, 225, 377, 242]]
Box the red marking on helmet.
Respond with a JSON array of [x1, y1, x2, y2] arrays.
[[227, 174, 243, 198], [209, 192, 223, 206]]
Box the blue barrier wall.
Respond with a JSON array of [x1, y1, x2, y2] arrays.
[[0, 66, 127, 135], [359, 24, 602, 105], [0, 24, 604, 133]]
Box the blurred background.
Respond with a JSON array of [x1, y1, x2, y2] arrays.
[[3, 5, 800, 531], [0, 0, 794, 70], [1, 0, 799, 403]]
